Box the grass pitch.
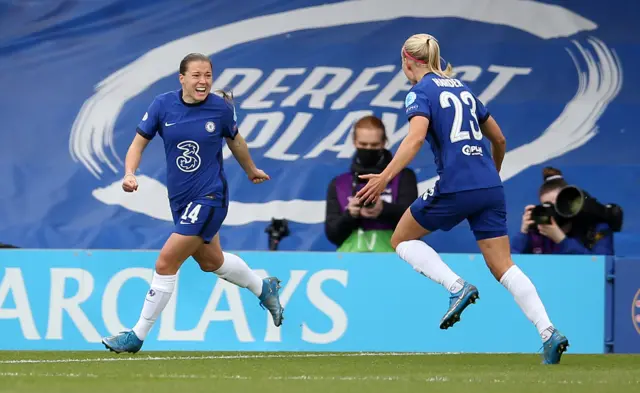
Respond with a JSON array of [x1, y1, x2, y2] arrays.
[[0, 351, 638, 393]]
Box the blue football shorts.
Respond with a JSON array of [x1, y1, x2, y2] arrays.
[[171, 201, 228, 244], [410, 185, 508, 241]]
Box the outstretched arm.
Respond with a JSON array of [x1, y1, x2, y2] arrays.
[[379, 116, 428, 182]]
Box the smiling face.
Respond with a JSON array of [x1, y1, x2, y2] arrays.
[[179, 59, 212, 103]]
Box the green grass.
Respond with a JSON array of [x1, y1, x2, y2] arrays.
[[0, 352, 638, 393]]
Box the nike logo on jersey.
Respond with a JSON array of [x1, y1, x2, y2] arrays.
[[165, 122, 176, 127], [179, 220, 191, 225]]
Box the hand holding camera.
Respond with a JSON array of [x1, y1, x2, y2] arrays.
[[520, 205, 536, 234], [360, 197, 383, 219], [523, 183, 623, 243], [521, 204, 566, 243], [536, 217, 567, 244], [347, 196, 362, 218]]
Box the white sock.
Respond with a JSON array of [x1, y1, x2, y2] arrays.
[[214, 252, 263, 297], [132, 272, 176, 341], [500, 265, 554, 341], [396, 240, 464, 293]]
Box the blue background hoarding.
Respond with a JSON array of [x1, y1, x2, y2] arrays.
[[610, 257, 640, 353], [0, 250, 605, 353], [0, 0, 637, 256]]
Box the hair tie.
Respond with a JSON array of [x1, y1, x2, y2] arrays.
[[545, 175, 563, 182]]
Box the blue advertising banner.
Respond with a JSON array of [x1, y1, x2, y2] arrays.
[[0, 250, 604, 353], [0, 0, 638, 256], [610, 257, 640, 353]]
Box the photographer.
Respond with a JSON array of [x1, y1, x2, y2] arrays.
[[325, 115, 418, 252], [511, 167, 616, 255]]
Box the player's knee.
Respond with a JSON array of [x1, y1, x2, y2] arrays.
[[485, 257, 514, 281], [155, 243, 192, 275], [390, 233, 403, 251], [198, 259, 221, 273], [195, 252, 224, 273], [494, 259, 514, 281], [155, 254, 180, 275]]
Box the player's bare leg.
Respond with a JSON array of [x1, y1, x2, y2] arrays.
[[392, 209, 478, 329], [102, 234, 203, 353], [477, 235, 569, 364], [193, 234, 284, 327]]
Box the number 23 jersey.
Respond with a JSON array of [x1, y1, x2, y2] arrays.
[[137, 90, 238, 211], [405, 73, 502, 194]]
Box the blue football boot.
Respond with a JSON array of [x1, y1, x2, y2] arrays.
[[439, 282, 479, 329], [259, 277, 284, 327], [542, 329, 569, 364], [102, 331, 143, 354]]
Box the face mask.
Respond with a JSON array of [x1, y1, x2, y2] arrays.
[[355, 148, 383, 168]]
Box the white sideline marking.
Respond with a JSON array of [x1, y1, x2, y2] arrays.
[[0, 371, 440, 382], [0, 372, 98, 378], [2, 372, 635, 385], [0, 352, 452, 365]]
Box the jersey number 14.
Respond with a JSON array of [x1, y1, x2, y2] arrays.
[[439, 91, 483, 143], [180, 202, 202, 224]]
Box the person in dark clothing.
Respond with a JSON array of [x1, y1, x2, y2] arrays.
[[325, 115, 418, 252], [511, 167, 614, 255]]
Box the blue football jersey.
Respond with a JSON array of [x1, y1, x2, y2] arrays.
[[405, 73, 502, 193], [137, 90, 238, 211]]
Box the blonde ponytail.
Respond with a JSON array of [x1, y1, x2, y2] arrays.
[[403, 34, 453, 78]]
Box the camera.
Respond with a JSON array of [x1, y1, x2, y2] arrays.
[[530, 203, 556, 226], [555, 185, 623, 231], [359, 201, 376, 209], [530, 185, 623, 232], [265, 218, 290, 251]]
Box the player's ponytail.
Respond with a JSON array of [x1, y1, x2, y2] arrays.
[[402, 34, 453, 78], [215, 89, 234, 105], [426, 38, 453, 78]]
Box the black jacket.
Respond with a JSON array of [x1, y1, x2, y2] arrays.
[[324, 150, 418, 247]]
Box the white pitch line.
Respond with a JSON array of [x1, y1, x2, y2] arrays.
[[0, 372, 448, 382], [1, 372, 636, 385], [0, 352, 451, 365], [0, 372, 98, 378]]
